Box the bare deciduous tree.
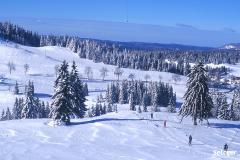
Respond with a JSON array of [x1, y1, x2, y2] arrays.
[[85, 66, 93, 80], [99, 67, 108, 81], [114, 67, 123, 81], [24, 63, 29, 75], [7, 61, 16, 74]]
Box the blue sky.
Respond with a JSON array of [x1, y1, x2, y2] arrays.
[[0, 0, 239, 46]]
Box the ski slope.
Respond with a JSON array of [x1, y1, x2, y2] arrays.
[[0, 106, 239, 160], [0, 42, 239, 160]]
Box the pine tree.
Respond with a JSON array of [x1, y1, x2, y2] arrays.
[[129, 91, 136, 111], [12, 98, 22, 119], [5, 107, 12, 120], [0, 109, 5, 121], [230, 89, 240, 120], [168, 93, 176, 113], [95, 104, 101, 116], [83, 83, 89, 96], [212, 92, 224, 118], [107, 103, 112, 112], [21, 81, 38, 119], [179, 62, 213, 125], [40, 101, 46, 118], [102, 103, 107, 114], [14, 81, 19, 94], [50, 61, 72, 124], [137, 106, 142, 113], [69, 61, 87, 118], [119, 80, 128, 104], [45, 102, 51, 118], [142, 91, 150, 112], [109, 83, 117, 104], [217, 95, 230, 120], [152, 86, 159, 112]]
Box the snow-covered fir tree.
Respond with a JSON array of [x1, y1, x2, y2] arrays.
[[5, 107, 12, 120], [21, 81, 38, 119], [119, 80, 128, 104], [50, 61, 72, 124], [217, 95, 230, 120], [142, 91, 150, 112], [83, 83, 89, 96], [152, 87, 159, 112], [14, 81, 19, 95], [69, 61, 87, 118], [167, 93, 176, 113], [129, 91, 136, 111], [0, 109, 5, 121], [179, 62, 213, 125], [12, 98, 22, 119], [230, 89, 240, 120]]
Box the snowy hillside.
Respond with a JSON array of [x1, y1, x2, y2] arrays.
[[0, 42, 186, 110], [0, 42, 240, 160]]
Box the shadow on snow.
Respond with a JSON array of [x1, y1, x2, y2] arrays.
[[70, 118, 163, 126], [210, 123, 240, 129]]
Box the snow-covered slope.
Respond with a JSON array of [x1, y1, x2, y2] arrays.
[[0, 42, 240, 160], [0, 42, 186, 110], [0, 106, 239, 160]]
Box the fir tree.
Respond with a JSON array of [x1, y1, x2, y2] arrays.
[[217, 95, 230, 120], [168, 93, 176, 113], [12, 98, 22, 119], [142, 91, 150, 112], [5, 107, 12, 120], [107, 103, 112, 112], [21, 81, 38, 119], [14, 81, 19, 95], [45, 102, 51, 118], [129, 91, 136, 111], [69, 61, 87, 118], [230, 89, 240, 120], [137, 106, 142, 113], [0, 109, 5, 121], [83, 83, 89, 96], [50, 61, 72, 124], [179, 62, 213, 125], [119, 80, 128, 104]]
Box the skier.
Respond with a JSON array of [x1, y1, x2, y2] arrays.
[[188, 135, 192, 146], [150, 112, 153, 119], [224, 143, 228, 152], [164, 120, 167, 128]]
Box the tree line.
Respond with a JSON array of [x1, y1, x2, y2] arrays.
[[212, 90, 240, 121], [105, 80, 176, 112]]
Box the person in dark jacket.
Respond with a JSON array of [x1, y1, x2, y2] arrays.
[[224, 143, 228, 151], [189, 135, 192, 145], [150, 113, 153, 119]]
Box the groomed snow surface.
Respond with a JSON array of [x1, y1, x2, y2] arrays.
[[0, 42, 239, 160]]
